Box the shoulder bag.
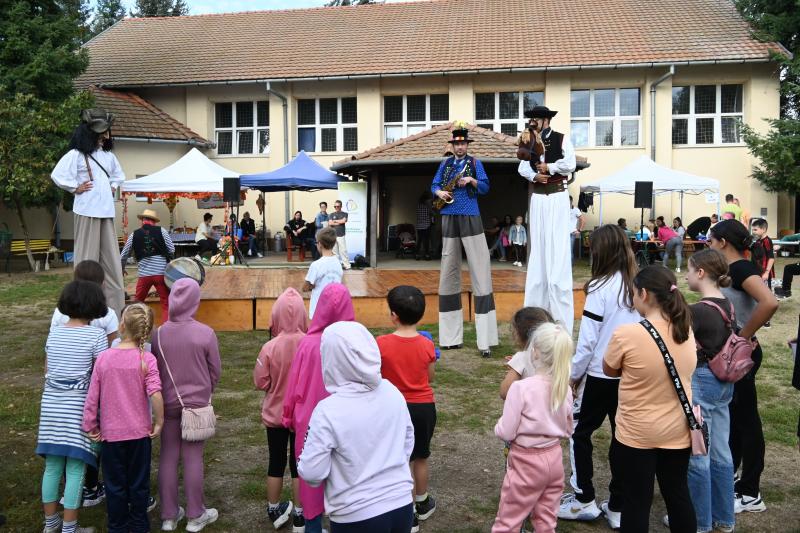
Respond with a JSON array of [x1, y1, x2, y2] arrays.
[[695, 300, 754, 382]]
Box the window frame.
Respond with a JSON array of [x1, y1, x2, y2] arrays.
[[569, 88, 642, 148], [474, 90, 545, 136], [213, 100, 270, 157], [383, 94, 449, 143], [671, 84, 744, 146], [296, 97, 358, 153]]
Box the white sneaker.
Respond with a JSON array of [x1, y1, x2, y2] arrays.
[[601, 500, 621, 529], [247, 250, 253, 256], [194, 255, 201, 261], [557, 493, 602, 521], [257, 252, 263, 258], [734, 493, 766, 513], [186, 508, 219, 532], [676, 267, 681, 273], [161, 506, 185, 531]]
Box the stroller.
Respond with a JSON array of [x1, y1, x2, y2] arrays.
[[395, 223, 417, 259]]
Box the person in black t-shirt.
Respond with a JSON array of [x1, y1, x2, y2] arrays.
[[241, 212, 262, 258]]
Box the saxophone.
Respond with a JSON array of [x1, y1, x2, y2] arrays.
[[432, 160, 471, 211]]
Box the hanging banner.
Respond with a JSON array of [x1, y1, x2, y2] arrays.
[[337, 181, 367, 261]]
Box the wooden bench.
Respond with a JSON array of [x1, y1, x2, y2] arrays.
[[286, 233, 306, 262], [8, 239, 56, 272]]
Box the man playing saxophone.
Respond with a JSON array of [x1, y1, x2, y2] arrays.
[[430, 126, 498, 358]]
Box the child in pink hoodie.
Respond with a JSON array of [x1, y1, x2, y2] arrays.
[[253, 288, 308, 531], [282, 283, 354, 533], [492, 323, 575, 533]]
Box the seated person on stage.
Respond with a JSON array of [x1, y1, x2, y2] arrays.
[[195, 212, 218, 259], [284, 211, 308, 250], [241, 211, 263, 258]]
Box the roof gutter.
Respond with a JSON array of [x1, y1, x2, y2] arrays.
[[115, 136, 215, 149], [265, 81, 291, 222], [97, 58, 772, 89]]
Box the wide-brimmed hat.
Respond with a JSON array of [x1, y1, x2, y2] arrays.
[[80, 108, 115, 133], [524, 105, 558, 119], [449, 128, 473, 143], [137, 209, 160, 223]]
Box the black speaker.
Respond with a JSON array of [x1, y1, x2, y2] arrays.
[[223, 177, 240, 203], [634, 181, 653, 209]]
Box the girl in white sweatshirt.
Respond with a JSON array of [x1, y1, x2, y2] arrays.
[[298, 321, 415, 532]]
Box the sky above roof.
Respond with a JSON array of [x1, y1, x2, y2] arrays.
[[92, 0, 420, 15]]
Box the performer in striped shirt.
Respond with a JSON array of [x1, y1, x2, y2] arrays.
[[120, 209, 175, 321], [37, 280, 108, 533]]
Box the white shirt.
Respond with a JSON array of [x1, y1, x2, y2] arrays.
[[195, 222, 212, 242], [517, 130, 577, 182], [569, 207, 583, 235], [51, 149, 125, 219], [50, 307, 118, 339], [507, 350, 535, 379], [305, 255, 343, 318]]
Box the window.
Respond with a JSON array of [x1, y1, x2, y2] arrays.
[[671, 84, 743, 145], [570, 88, 641, 147], [383, 94, 449, 143], [214, 101, 269, 156], [475, 91, 544, 136], [297, 97, 357, 152]]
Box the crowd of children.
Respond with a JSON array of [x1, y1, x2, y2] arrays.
[[35, 216, 790, 533]]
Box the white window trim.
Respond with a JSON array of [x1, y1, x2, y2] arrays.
[[383, 94, 449, 143], [474, 91, 544, 135], [213, 100, 270, 157], [671, 85, 744, 147], [570, 88, 642, 148], [297, 97, 358, 154]]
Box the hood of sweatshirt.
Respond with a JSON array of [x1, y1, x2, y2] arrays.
[[271, 287, 308, 336], [321, 321, 382, 394], [168, 277, 200, 322], [307, 283, 355, 335]]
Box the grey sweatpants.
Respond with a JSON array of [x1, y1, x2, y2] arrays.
[[438, 215, 498, 351], [74, 214, 125, 318]]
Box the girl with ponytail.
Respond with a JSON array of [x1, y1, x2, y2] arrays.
[[82, 303, 164, 532], [603, 265, 697, 532], [492, 322, 574, 532]]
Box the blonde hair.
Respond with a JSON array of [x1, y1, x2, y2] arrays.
[[121, 303, 154, 374], [529, 322, 574, 411]]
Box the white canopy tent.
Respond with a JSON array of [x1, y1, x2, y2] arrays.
[[121, 147, 239, 193], [580, 156, 720, 224]]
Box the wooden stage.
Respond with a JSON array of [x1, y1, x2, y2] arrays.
[[134, 268, 586, 331]]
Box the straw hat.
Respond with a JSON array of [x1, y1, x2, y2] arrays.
[[137, 209, 160, 223]]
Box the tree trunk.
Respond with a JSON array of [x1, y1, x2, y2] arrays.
[[13, 195, 36, 271]]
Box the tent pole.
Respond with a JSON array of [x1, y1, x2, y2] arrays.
[[680, 191, 684, 221]]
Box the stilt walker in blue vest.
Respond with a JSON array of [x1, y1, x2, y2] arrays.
[[432, 127, 498, 357], [518, 106, 576, 333]]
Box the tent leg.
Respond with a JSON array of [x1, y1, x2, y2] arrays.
[[680, 191, 684, 222]]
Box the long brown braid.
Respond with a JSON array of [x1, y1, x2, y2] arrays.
[[121, 303, 154, 374]]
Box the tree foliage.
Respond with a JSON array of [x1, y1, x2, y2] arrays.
[[91, 0, 126, 38], [130, 0, 189, 17]]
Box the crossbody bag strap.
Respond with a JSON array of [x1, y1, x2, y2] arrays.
[[83, 154, 94, 182], [87, 154, 111, 178], [640, 319, 701, 430], [156, 327, 185, 409]]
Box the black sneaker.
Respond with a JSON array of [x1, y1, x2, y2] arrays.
[[416, 495, 437, 520], [82, 483, 105, 507], [763, 321, 771, 329], [440, 344, 462, 350], [147, 496, 157, 512], [267, 501, 293, 529], [410, 514, 420, 533], [480, 349, 491, 358], [292, 511, 305, 533]]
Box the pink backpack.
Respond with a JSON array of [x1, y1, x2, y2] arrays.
[[697, 300, 755, 383]]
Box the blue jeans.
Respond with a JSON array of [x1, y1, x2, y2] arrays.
[[687, 366, 735, 532], [571, 232, 581, 260], [305, 514, 323, 533], [663, 237, 683, 270]]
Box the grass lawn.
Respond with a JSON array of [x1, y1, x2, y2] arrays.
[[0, 260, 799, 532]]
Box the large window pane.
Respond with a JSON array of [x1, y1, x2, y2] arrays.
[[500, 123, 519, 136], [216, 131, 232, 154], [236, 102, 253, 128], [384, 125, 403, 143], [343, 127, 358, 151], [721, 85, 743, 113], [298, 100, 316, 125], [475, 93, 495, 121], [620, 120, 639, 146], [407, 124, 426, 136], [429, 94, 449, 121], [523, 91, 544, 112], [258, 129, 270, 154], [341, 97, 357, 124], [570, 120, 589, 147], [672, 87, 690, 115], [407, 95, 426, 122], [298, 127, 316, 152], [237, 130, 253, 154], [672, 118, 688, 144], [595, 120, 614, 146], [319, 98, 338, 124], [499, 92, 519, 119], [257, 101, 269, 127], [571, 90, 590, 117], [384, 96, 403, 123], [619, 88, 640, 116], [215, 102, 232, 128], [594, 89, 615, 117], [722, 117, 741, 143], [695, 118, 714, 144], [321, 128, 337, 151], [694, 86, 716, 114]]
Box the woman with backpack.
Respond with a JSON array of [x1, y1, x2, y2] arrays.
[[707, 220, 778, 514]]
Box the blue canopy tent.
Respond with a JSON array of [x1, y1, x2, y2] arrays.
[[240, 150, 344, 191]]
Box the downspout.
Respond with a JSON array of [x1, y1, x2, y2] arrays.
[[266, 82, 290, 224], [649, 65, 675, 218]]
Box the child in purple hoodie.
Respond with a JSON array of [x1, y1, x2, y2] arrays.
[[152, 278, 221, 532], [283, 283, 355, 533]]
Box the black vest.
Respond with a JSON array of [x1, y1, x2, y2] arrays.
[[132, 225, 170, 261], [529, 130, 566, 175]]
